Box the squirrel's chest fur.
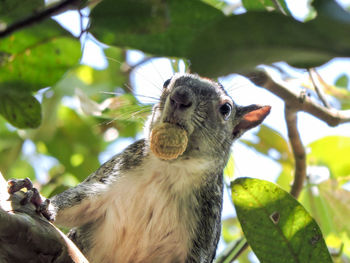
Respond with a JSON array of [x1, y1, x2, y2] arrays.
[[86, 155, 211, 263]]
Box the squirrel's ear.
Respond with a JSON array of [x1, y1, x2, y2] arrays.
[[233, 105, 271, 138]]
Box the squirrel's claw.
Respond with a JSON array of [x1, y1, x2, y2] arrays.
[[7, 177, 33, 194], [7, 178, 54, 222]]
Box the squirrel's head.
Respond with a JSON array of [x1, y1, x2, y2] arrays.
[[146, 73, 271, 163]]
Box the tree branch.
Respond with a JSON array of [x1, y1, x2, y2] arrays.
[[246, 71, 350, 127], [0, 173, 88, 263], [0, 0, 81, 38], [245, 69, 350, 199], [284, 107, 306, 198]]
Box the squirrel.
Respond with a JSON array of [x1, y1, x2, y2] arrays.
[[8, 73, 270, 263]]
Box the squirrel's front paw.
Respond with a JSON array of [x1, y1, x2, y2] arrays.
[[7, 178, 55, 222]]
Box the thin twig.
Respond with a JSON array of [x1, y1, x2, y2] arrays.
[[285, 106, 306, 198], [308, 68, 331, 108], [247, 71, 350, 127], [246, 69, 350, 198], [0, 0, 81, 38], [271, 0, 287, 15], [214, 238, 249, 263], [126, 56, 155, 74]]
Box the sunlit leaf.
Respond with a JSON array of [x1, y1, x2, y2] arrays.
[[223, 153, 235, 183], [231, 177, 332, 262], [276, 163, 293, 192], [319, 180, 350, 234], [299, 179, 350, 260], [335, 74, 349, 89], [200, 0, 227, 11], [308, 136, 350, 179], [242, 0, 291, 15], [0, 19, 81, 128]]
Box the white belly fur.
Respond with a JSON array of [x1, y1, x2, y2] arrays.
[[87, 155, 211, 263]]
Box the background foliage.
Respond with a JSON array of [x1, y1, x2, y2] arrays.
[[1, 0, 350, 262]]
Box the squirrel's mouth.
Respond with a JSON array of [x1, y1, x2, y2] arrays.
[[162, 118, 188, 133]]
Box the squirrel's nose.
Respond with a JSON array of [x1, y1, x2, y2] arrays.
[[170, 86, 193, 110]]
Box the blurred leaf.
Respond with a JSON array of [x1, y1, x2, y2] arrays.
[[214, 237, 248, 263], [43, 172, 80, 198], [47, 184, 70, 198], [0, 0, 44, 24], [6, 158, 35, 181], [0, 119, 24, 174], [56, 47, 127, 99], [222, 217, 241, 243], [223, 153, 235, 183], [318, 180, 350, 234], [242, 0, 291, 15], [308, 136, 350, 179], [90, 0, 224, 57], [91, 0, 169, 35], [200, 0, 227, 11], [231, 177, 332, 262], [100, 94, 151, 137], [335, 74, 349, 89], [276, 163, 293, 192], [241, 125, 292, 164], [299, 182, 335, 237], [189, 1, 350, 76], [0, 92, 41, 128], [300, 179, 350, 260], [43, 106, 105, 181]]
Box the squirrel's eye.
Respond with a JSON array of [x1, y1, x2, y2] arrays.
[[219, 103, 232, 120], [163, 78, 171, 88]]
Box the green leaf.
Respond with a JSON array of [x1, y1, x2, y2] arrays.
[[0, 119, 23, 175], [43, 106, 105, 181], [231, 177, 332, 263], [335, 74, 349, 89], [56, 47, 127, 98], [0, 19, 81, 92], [300, 179, 350, 237], [222, 217, 240, 243], [189, 7, 350, 76], [0, 92, 41, 128], [6, 158, 35, 181], [223, 153, 235, 183], [318, 180, 350, 235], [0, 0, 44, 24], [0, 19, 81, 128], [308, 136, 350, 179], [242, 0, 291, 15], [200, 0, 227, 11], [90, 0, 224, 57]]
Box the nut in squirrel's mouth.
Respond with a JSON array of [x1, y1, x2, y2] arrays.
[[162, 118, 188, 133], [150, 122, 189, 160]]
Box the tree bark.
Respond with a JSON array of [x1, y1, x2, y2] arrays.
[[0, 173, 88, 263]]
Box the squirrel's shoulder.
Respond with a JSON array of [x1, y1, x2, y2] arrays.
[[84, 139, 148, 184]]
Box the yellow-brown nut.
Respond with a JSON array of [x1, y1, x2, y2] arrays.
[[150, 123, 188, 160]]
